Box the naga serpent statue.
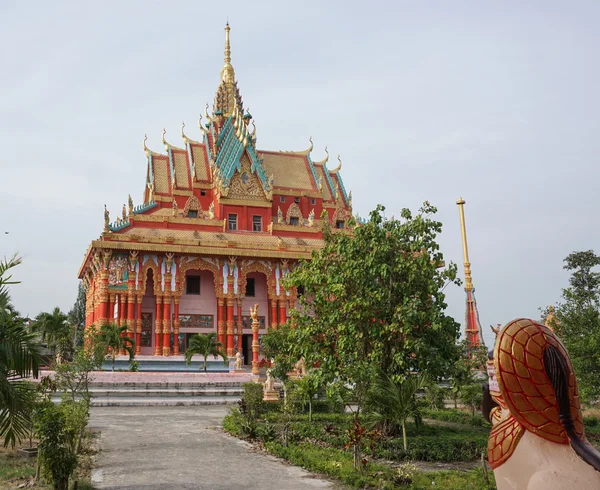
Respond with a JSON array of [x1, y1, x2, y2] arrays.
[[483, 318, 600, 489]]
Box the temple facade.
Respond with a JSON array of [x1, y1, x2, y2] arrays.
[[78, 25, 352, 372]]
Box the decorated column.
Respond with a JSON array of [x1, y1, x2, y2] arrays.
[[173, 297, 180, 355], [217, 297, 225, 346], [95, 251, 111, 323], [154, 296, 163, 356], [108, 293, 115, 324], [135, 294, 142, 355], [236, 297, 243, 353], [250, 304, 260, 375], [162, 296, 171, 356], [278, 298, 287, 327], [226, 296, 235, 357], [127, 293, 135, 350], [270, 298, 278, 330]]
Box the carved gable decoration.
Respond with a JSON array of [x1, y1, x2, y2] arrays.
[[183, 195, 202, 215], [332, 197, 350, 223], [286, 202, 303, 224], [227, 153, 268, 201]]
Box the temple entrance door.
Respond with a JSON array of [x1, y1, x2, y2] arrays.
[[242, 334, 252, 365]]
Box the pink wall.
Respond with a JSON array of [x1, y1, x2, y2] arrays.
[[179, 270, 218, 333], [241, 272, 269, 333]]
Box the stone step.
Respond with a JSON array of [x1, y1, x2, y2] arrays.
[[87, 388, 243, 397], [88, 381, 245, 389], [89, 396, 240, 407]]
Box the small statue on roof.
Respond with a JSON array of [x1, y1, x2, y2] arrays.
[[122, 204, 127, 221], [172, 198, 178, 217], [208, 202, 215, 220], [104, 205, 110, 232], [308, 209, 315, 227], [277, 206, 284, 224], [128, 194, 134, 215]]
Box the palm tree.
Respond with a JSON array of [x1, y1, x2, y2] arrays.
[[365, 369, 430, 451], [185, 332, 227, 372], [32, 307, 73, 362], [97, 322, 135, 372], [0, 255, 41, 447], [293, 373, 320, 422]]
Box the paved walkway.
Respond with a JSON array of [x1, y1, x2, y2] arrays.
[[90, 406, 336, 490]]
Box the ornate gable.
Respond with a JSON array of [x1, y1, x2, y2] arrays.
[[227, 153, 269, 201]]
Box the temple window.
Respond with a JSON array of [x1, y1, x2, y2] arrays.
[[228, 214, 237, 230], [200, 189, 207, 196], [187, 210, 198, 218], [290, 217, 299, 226], [186, 276, 201, 295], [311, 198, 316, 205], [294, 197, 300, 204], [336, 220, 345, 229], [252, 215, 262, 232], [280, 196, 286, 203], [246, 278, 256, 297]]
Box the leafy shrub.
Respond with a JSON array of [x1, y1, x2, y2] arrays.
[[378, 433, 488, 462], [240, 383, 266, 420], [36, 401, 78, 490], [129, 360, 140, 372], [257, 421, 276, 442], [423, 384, 447, 410], [421, 408, 490, 427]]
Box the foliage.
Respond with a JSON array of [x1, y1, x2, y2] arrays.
[[450, 339, 487, 408], [460, 382, 484, 416], [184, 332, 226, 372], [97, 322, 135, 372], [290, 374, 321, 422], [32, 307, 74, 363], [129, 360, 140, 372], [0, 255, 41, 448], [549, 250, 600, 402], [68, 282, 86, 347], [421, 408, 490, 427], [239, 382, 265, 421], [36, 401, 78, 490], [281, 204, 460, 413], [365, 369, 430, 450], [423, 383, 447, 410]]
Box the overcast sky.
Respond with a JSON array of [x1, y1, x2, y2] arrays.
[[1, 0, 599, 346]]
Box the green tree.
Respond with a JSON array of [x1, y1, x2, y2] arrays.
[[0, 255, 41, 447], [185, 332, 227, 372], [32, 307, 74, 363], [550, 250, 600, 402], [292, 374, 320, 422], [97, 322, 135, 372], [68, 282, 86, 347], [365, 369, 430, 451], [449, 339, 487, 409], [283, 203, 460, 408]]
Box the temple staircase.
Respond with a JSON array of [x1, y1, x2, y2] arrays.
[[47, 371, 253, 407]]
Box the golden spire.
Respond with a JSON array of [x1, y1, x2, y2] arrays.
[[220, 23, 235, 84], [456, 197, 473, 290]]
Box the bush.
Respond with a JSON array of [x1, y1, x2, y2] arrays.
[[378, 433, 488, 462], [240, 383, 266, 420], [421, 408, 490, 428]]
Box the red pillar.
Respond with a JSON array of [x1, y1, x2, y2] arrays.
[[135, 296, 142, 355], [236, 299, 243, 353], [217, 298, 225, 347], [173, 299, 180, 356], [127, 294, 135, 350], [107, 294, 115, 324], [163, 296, 171, 356], [279, 299, 287, 327], [270, 299, 278, 330], [226, 297, 235, 357], [154, 296, 162, 356]]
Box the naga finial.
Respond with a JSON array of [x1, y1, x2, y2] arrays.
[[204, 103, 213, 125], [104, 205, 110, 232], [181, 121, 187, 140], [162, 128, 168, 147], [198, 114, 207, 136], [331, 154, 342, 174], [143, 134, 149, 154], [313, 146, 329, 166]]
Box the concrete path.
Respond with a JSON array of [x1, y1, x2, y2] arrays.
[[90, 406, 336, 490]]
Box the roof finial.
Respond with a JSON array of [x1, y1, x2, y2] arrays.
[[224, 22, 231, 66]]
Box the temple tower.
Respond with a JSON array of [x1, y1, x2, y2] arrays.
[[456, 197, 484, 349]]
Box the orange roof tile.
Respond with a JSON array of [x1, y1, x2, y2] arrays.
[[258, 151, 316, 192]]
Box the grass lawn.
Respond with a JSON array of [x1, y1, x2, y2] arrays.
[[0, 444, 37, 488]]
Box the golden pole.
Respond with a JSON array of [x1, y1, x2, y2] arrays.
[[456, 197, 473, 291]]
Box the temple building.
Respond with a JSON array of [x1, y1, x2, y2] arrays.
[[78, 25, 353, 369]]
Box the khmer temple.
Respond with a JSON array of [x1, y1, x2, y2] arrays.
[[78, 24, 352, 372]]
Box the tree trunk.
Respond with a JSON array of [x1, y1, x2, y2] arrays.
[[308, 401, 312, 423], [402, 420, 407, 451], [203, 356, 207, 373], [112, 354, 115, 372]]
